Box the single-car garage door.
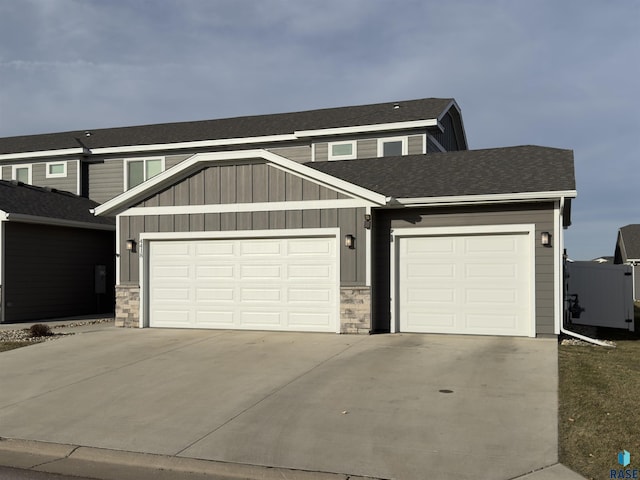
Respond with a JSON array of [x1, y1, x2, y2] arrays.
[[397, 232, 532, 336], [147, 235, 338, 332]]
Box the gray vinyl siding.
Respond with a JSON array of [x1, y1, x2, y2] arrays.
[[139, 162, 349, 207], [371, 203, 557, 335], [3, 222, 115, 322], [267, 145, 312, 163], [634, 265, 640, 301], [427, 136, 445, 153], [32, 160, 79, 194], [87, 154, 191, 204], [1, 161, 79, 194], [313, 133, 425, 161], [119, 207, 366, 287]]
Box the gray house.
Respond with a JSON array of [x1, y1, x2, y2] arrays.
[[614, 224, 640, 300], [0, 181, 115, 322], [0, 98, 576, 336]]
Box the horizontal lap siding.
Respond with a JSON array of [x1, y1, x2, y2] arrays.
[[32, 160, 79, 194], [313, 132, 427, 161], [372, 203, 556, 334], [267, 145, 312, 163], [4, 223, 115, 322]]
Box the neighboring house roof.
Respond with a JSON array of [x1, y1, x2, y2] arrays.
[[0, 180, 115, 229], [306, 145, 576, 200], [618, 224, 640, 261], [0, 98, 457, 156]]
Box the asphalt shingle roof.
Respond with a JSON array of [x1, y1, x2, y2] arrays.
[[306, 145, 575, 198], [619, 224, 640, 260], [0, 181, 114, 226], [0, 98, 453, 155]]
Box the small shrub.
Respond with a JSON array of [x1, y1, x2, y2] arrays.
[[29, 324, 53, 338]]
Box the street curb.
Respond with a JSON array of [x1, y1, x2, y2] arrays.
[[0, 437, 381, 479]]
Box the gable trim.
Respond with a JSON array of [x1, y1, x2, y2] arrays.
[[94, 149, 387, 217], [120, 199, 374, 217]]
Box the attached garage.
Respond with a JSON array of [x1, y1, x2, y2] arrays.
[[144, 232, 340, 332], [392, 226, 534, 337]]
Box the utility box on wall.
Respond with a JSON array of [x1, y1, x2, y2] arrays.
[[566, 261, 634, 332]]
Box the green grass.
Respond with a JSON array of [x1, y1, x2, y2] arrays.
[[0, 341, 36, 352], [559, 321, 640, 479]]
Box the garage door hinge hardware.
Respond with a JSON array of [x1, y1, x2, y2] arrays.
[[625, 318, 632, 323]]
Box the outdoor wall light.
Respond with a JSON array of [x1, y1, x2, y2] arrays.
[[541, 232, 552, 247], [344, 234, 355, 249], [126, 239, 137, 253]]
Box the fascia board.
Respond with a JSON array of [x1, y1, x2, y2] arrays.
[[90, 134, 298, 155], [5, 213, 115, 231], [294, 119, 439, 138], [94, 149, 386, 217], [0, 148, 85, 161], [0, 210, 8, 221], [395, 190, 578, 206]]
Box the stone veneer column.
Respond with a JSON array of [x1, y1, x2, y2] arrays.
[[115, 285, 140, 328], [340, 286, 371, 334]]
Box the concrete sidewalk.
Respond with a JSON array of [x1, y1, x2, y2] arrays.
[[0, 323, 585, 479]]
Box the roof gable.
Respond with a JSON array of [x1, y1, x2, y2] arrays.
[[618, 224, 640, 261], [306, 145, 576, 200]]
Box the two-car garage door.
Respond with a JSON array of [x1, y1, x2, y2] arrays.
[[147, 235, 338, 332], [396, 231, 533, 336]]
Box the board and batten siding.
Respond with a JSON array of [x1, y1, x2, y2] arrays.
[[120, 207, 366, 287], [118, 162, 366, 287], [87, 154, 190, 204], [1, 161, 79, 194], [3, 222, 115, 322], [371, 203, 557, 335]]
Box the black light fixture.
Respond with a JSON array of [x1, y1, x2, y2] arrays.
[[126, 239, 137, 253], [541, 232, 551, 247], [344, 234, 355, 249]]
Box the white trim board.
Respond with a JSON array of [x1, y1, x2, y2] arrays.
[[120, 199, 373, 217], [294, 119, 439, 138], [95, 149, 387, 217], [395, 191, 577, 206], [389, 224, 537, 337]]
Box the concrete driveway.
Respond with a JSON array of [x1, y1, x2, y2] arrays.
[[0, 327, 558, 479]]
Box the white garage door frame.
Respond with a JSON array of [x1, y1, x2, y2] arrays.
[[390, 224, 536, 337], [138, 228, 341, 332]]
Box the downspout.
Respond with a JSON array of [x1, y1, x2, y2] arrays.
[[558, 197, 614, 347]]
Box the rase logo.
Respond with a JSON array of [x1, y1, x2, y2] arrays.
[[611, 450, 638, 479]]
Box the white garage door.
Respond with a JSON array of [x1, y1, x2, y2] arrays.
[[148, 236, 338, 332], [398, 232, 532, 336]]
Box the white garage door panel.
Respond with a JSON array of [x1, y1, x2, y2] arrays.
[[148, 236, 338, 332], [399, 232, 532, 336]]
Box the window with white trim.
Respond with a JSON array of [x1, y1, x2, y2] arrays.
[[125, 157, 165, 190], [377, 136, 408, 157], [12, 164, 32, 184], [328, 141, 357, 160], [46, 161, 67, 178]]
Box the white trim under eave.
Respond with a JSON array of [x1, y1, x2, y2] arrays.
[[4, 213, 116, 231], [94, 149, 387, 217], [395, 190, 578, 207], [294, 119, 439, 138], [0, 148, 85, 162], [120, 199, 374, 217], [91, 134, 298, 155]]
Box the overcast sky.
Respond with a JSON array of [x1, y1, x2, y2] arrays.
[[0, 0, 638, 259]]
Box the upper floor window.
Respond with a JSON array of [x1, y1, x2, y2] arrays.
[[12, 164, 32, 184], [378, 136, 408, 157], [125, 157, 164, 190], [328, 141, 357, 160], [46, 161, 67, 178]]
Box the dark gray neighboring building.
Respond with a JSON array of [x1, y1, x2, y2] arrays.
[[0, 181, 115, 323]]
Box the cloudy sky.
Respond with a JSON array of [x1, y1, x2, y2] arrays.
[[0, 0, 638, 259]]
